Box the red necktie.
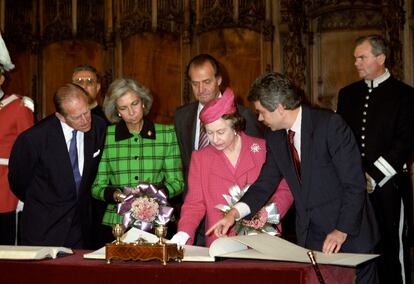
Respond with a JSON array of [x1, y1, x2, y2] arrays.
[[198, 123, 209, 149], [288, 130, 301, 183]]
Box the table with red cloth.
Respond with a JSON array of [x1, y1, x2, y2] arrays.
[[0, 250, 355, 284]]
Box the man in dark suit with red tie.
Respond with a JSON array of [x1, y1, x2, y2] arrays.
[[208, 72, 380, 284], [8, 83, 106, 249]]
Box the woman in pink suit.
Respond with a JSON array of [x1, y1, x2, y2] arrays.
[[172, 88, 293, 247]]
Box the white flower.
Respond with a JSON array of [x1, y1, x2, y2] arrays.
[[215, 184, 280, 236], [250, 143, 261, 153]]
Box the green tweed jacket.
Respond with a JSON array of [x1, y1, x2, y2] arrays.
[[91, 119, 184, 226]]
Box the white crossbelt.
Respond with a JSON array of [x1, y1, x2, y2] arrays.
[[0, 158, 9, 165], [0, 94, 18, 109]]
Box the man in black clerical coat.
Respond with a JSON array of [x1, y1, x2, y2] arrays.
[[337, 35, 414, 284]]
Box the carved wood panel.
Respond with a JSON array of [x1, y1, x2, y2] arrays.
[[303, 0, 405, 109], [197, 28, 262, 108], [42, 41, 105, 116], [121, 33, 181, 124], [1, 0, 410, 120]]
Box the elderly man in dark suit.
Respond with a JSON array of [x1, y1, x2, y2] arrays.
[[174, 54, 263, 245], [208, 73, 380, 284], [8, 83, 106, 249]]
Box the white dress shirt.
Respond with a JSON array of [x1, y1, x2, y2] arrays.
[[60, 121, 85, 176]]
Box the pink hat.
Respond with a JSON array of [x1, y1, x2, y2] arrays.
[[199, 87, 237, 124]]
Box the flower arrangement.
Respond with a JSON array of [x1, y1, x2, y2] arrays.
[[130, 196, 159, 223], [117, 183, 173, 232], [215, 184, 280, 236]]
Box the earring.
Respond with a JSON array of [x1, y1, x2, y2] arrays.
[[118, 113, 121, 117]]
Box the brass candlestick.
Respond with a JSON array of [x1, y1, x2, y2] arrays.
[[112, 223, 125, 245], [155, 224, 167, 244]]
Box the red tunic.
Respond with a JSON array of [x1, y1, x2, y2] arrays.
[[0, 94, 34, 212]]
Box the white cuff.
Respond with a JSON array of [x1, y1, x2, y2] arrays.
[[234, 202, 251, 220], [170, 231, 190, 246], [374, 156, 397, 187]]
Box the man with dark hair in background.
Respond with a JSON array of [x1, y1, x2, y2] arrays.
[[174, 54, 263, 245], [72, 64, 109, 124]]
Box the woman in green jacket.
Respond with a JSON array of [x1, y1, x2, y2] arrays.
[[91, 77, 184, 241]]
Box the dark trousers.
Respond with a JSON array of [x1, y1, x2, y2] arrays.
[[355, 256, 379, 284], [369, 174, 412, 284], [0, 211, 16, 245], [90, 199, 111, 249]]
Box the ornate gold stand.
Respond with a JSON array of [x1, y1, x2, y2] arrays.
[[105, 224, 184, 265]]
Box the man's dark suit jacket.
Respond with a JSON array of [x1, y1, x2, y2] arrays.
[[91, 105, 110, 125], [240, 104, 380, 253], [8, 114, 106, 249], [174, 101, 263, 188]]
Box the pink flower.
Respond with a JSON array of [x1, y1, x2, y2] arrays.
[[242, 208, 268, 229], [131, 196, 160, 223]]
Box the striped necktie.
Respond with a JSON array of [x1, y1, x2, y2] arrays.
[[198, 123, 209, 149]]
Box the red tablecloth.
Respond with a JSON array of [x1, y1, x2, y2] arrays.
[[0, 250, 355, 284]]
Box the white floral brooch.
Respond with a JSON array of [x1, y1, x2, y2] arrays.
[[250, 143, 261, 153]]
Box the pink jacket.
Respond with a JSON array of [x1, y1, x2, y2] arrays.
[[178, 132, 293, 247]]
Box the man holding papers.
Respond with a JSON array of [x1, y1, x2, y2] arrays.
[[207, 73, 380, 284]]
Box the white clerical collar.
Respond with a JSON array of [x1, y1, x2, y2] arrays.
[[364, 68, 390, 89]]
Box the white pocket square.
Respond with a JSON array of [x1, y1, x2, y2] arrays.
[[93, 149, 101, 158]]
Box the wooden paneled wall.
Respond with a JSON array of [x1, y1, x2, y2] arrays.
[[2, 0, 413, 120], [1, 0, 277, 123]]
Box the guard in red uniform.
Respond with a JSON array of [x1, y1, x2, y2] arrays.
[[0, 32, 34, 244]]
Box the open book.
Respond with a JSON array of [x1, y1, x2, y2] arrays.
[[0, 245, 73, 260], [83, 228, 378, 267]]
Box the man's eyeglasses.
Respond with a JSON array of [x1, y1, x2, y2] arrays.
[[73, 77, 96, 86]]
